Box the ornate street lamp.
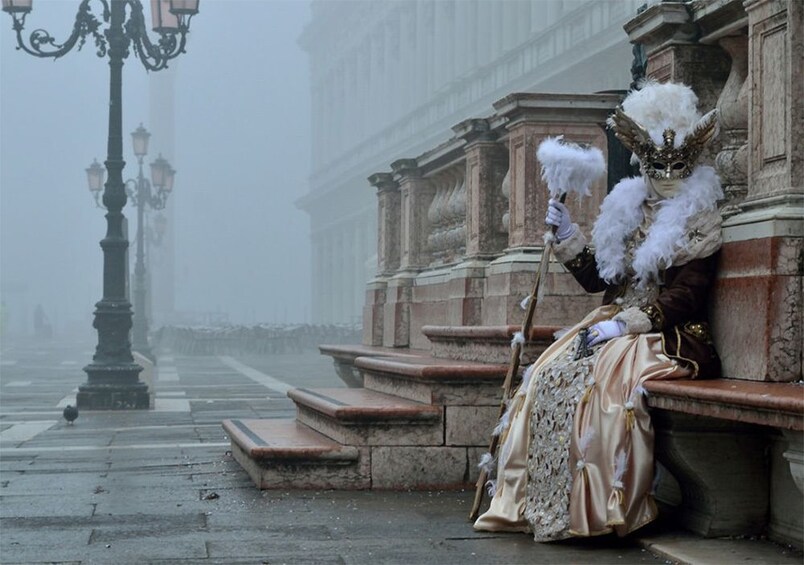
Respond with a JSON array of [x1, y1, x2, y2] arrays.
[[85, 158, 106, 208], [120, 125, 176, 362], [3, 0, 199, 409]]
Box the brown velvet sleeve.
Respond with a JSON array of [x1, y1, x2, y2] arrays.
[[642, 253, 719, 331], [564, 246, 609, 294]]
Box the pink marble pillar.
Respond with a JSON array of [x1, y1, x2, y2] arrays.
[[710, 0, 803, 382]]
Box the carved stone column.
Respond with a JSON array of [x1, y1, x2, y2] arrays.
[[392, 159, 434, 273], [444, 119, 509, 327], [364, 172, 400, 346], [455, 119, 509, 262], [715, 34, 750, 215], [379, 159, 434, 348]]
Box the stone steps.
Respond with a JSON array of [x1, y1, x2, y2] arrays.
[[288, 387, 443, 446], [224, 325, 560, 491], [221, 418, 369, 489]]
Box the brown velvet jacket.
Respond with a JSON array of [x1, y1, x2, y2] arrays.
[[564, 247, 722, 378]]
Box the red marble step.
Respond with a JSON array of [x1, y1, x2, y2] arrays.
[[644, 379, 804, 430], [222, 418, 370, 490], [354, 354, 512, 405], [355, 355, 510, 382], [287, 387, 442, 422], [222, 418, 359, 462]]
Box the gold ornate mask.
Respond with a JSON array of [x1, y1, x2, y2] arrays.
[[610, 107, 718, 180]]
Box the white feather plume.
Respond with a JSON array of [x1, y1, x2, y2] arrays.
[[610, 79, 702, 148], [520, 363, 537, 392], [536, 136, 606, 199], [578, 426, 596, 456], [510, 331, 525, 350], [492, 406, 511, 437], [477, 452, 497, 475]]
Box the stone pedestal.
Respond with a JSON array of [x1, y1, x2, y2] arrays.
[[362, 279, 386, 347], [770, 430, 804, 546], [652, 411, 769, 537], [383, 275, 413, 348], [712, 210, 803, 381]]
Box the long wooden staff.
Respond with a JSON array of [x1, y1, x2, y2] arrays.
[[468, 192, 566, 521], [468, 136, 605, 521]]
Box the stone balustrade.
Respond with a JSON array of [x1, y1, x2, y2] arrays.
[[366, 92, 623, 350]]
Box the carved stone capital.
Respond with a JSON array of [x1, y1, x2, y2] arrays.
[[624, 1, 699, 56]]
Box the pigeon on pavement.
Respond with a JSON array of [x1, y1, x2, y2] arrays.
[[63, 404, 78, 425]]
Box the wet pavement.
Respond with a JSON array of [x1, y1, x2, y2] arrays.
[[0, 335, 795, 564]]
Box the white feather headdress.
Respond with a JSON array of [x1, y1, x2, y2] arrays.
[[608, 79, 702, 148]]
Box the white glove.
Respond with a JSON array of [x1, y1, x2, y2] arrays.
[[586, 320, 626, 347], [545, 199, 576, 241]]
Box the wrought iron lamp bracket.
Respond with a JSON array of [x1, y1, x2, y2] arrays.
[[8, 0, 109, 59], [7, 0, 190, 70], [124, 177, 168, 210], [124, 0, 188, 71]]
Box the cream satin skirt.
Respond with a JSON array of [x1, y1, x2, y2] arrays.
[[474, 305, 691, 541]]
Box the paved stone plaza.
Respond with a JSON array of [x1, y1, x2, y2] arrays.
[[0, 336, 800, 564]]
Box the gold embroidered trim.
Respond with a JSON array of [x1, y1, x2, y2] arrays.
[[641, 303, 665, 331], [660, 328, 700, 378], [681, 321, 714, 344]]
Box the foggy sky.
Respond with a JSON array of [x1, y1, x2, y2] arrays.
[[1, 0, 312, 336]]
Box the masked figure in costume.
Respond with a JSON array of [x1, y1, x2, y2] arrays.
[[473, 81, 723, 540]]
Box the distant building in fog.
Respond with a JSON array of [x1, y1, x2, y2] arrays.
[[297, 0, 643, 325]]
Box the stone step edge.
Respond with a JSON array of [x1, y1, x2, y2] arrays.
[[422, 324, 561, 343], [319, 343, 429, 362], [288, 387, 443, 422], [354, 355, 510, 382], [222, 418, 359, 462]]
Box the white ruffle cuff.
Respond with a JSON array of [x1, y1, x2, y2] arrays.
[[614, 307, 653, 334], [552, 225, 587, 264]]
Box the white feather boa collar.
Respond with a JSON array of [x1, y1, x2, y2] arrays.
[[591, 166, 723, 285]]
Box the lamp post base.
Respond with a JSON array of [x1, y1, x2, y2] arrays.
[[77, 363, 149, 410]]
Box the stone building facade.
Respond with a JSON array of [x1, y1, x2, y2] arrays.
[[297, 0, 644, 324]]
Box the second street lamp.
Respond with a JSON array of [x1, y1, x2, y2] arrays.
[[121, 124, 175, 361]]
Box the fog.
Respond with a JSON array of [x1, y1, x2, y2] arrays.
[[1, 0, 312, 336]]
